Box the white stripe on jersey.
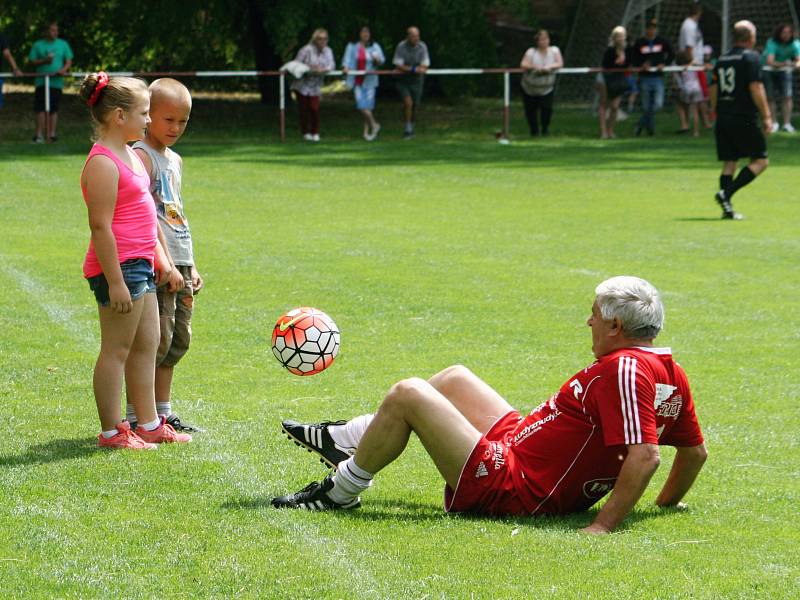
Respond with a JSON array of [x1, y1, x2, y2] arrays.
[[303, 426, 311, 444], [618, 358, 630, 443], [618, 357, 642, 444]]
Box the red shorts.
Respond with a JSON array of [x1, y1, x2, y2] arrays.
[[444, 411, 531, 516]]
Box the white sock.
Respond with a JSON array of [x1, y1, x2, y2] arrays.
[[328, 414, 374, 449], [101, 428, 119, 439], [328, 457, 373, 504], [405, 121, 413, 133], [125, 404, 137, 424], [140, 417, 161, 432], [156, 402, 172, 417]]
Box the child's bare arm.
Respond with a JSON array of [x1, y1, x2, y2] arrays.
[[83, 156, 131, 313]]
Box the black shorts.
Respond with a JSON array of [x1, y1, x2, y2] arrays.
[[34, 86, 62, 112], [714, 117, 767, 162]]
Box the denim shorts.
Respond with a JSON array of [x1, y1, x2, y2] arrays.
[[767, 70, 793, 99], [354, 86, 376, 110], [87, 258, 156, 306]]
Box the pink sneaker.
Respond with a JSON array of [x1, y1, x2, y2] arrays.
[[97, 421, 157, 450], [136, 415, 192, 444]]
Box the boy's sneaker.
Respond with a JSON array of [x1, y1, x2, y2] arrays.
[[97, 421, 157, 450], [281, 419, 355, 468], [166, 413, 203, 433], [770, 122, 780, 133], [271, 473, 360, 510], [136, 415, 192, 444], [32, 135, 44, 144], [782, 123, 795, 133]]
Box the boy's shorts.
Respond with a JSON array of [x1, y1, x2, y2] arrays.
[[87, 258, 156, 307], [444, 410, 531, 516], [156, 265, 194, 367], [34, 86, 62, 112]]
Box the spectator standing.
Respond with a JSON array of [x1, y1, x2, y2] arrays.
[[28, 21, 73, 143], [393, 27, 430, 139], [632, 19, 673, 136], [673, 50, 703, 136], [342, 26, 385, 141], [519, 30, 563, 136], [678, 3, 711, 133], [598, 26, 631, 139], [291, 29, 335, 142], [0, 31, 23, 109], [762, 24, 800, 133]]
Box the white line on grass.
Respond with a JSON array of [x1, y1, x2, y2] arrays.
[[0, 261, 96, 348]]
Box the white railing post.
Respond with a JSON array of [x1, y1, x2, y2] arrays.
[[501, 70, 511, 143], [44, 74, 51, 143], [279, 72, 286, 142]]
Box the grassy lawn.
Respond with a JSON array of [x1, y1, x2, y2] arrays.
[[0, 91, 798, 598]]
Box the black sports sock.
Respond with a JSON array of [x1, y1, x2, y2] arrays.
[[719, 174, 733, 195], [727, 167, 757, 200]]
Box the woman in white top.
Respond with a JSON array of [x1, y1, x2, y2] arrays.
[[291, 28, 335, 142], [519, 30, 563, 136]]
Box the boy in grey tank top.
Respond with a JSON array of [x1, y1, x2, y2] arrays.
[[129, 78, 203, 433]]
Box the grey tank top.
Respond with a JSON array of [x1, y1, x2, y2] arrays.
[[132, 141, 194, 266]]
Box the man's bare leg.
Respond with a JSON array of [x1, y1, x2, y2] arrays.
[[273, 368, 514, 508], [327, 365, 513, 449], [427, 365, 515, 434], [353, 377, 484, 488]]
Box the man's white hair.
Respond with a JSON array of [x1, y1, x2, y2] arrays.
[[595, 276, 664, 340]]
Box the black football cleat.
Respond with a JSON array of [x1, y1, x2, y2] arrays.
[[271, 474, 360, 510], [281, 419, 355, 469], [166, 413, 203, 433], [715, 191, 743, 220]]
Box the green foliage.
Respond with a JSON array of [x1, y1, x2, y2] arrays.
[[0, 0, 531, 96]]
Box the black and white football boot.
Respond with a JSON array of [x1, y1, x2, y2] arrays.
[[715, 190, 743, 220], [271, 473, 360, 510], [281, 419, 356, 469]]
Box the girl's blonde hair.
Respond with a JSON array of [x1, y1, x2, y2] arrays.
[[309, 28, 328, 45], [78, 72, 148, 136], [609, 26, 627, 46]]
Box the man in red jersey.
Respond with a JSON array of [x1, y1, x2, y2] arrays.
[[272, 276, 708, 533]]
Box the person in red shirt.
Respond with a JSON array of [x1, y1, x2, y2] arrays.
[[272, 276, 708, 533]]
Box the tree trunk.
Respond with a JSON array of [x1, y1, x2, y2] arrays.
[[246, 0, 281, 103]]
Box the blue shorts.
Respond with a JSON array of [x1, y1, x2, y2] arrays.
[[354, 86, 376, 110], [87, 258, 156, 306]]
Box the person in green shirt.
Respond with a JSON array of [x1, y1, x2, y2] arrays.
[[762, 23, 800, 133], [28, 21, 73, 143]]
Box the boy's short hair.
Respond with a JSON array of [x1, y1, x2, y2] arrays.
[[149, 78, 192, 108]]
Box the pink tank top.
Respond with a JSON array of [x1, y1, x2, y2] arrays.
[[81, 144, 157, 278]]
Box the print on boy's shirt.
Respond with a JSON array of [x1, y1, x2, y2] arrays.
[[155, 168, 190, 238]]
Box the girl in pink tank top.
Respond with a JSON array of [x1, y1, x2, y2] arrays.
[[79, 72, 191, 449]]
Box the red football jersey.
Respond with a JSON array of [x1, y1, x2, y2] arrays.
[[508, 346, 704, 515]]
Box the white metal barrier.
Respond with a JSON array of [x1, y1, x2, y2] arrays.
[[1, 65, 793, 143]]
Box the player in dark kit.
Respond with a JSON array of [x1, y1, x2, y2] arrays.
[[710, 20, 772, 220]]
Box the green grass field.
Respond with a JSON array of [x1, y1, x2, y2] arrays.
[[1, 92, 798, 598]]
